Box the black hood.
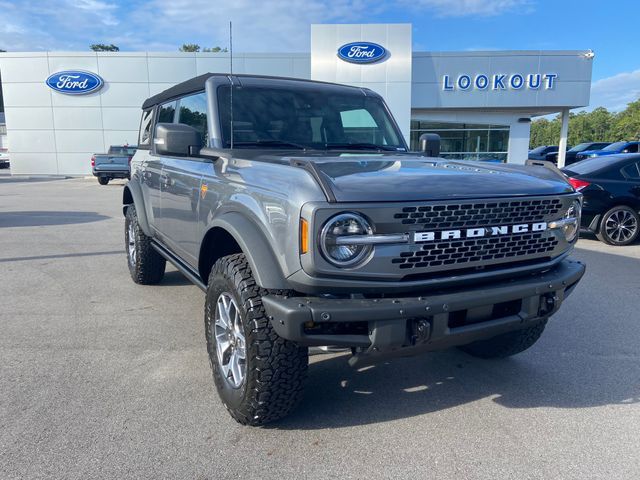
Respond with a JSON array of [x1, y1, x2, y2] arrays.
[[234, 150, 573, 202]]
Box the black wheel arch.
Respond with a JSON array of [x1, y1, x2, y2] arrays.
[[199, 213, 291, 290], [122, 181, 153, 237]]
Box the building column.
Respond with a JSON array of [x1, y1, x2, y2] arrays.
[[507, 118, 531, 164], [557, 108, 570, 168]]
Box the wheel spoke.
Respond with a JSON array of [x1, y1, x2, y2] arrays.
[[221, 361, 231, 381], [229, 351, 243, 386], [236, 339, 246, 360], [216, 336, 231, 355], [216, 299, 230, 329]]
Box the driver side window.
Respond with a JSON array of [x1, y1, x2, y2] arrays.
[[340, 108, 384, 144]]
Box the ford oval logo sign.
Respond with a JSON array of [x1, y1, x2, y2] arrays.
[[45, 70, 104, 95], [337, 42, 387, 64]]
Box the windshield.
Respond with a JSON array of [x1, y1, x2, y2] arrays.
[[217, 86, 405, 151], [569, 143, 596, 152], [603, 142, 627, 151]]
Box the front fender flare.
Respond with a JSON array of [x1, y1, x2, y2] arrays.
[[206, 212, 291, 290], [122, 181, 152, 237]]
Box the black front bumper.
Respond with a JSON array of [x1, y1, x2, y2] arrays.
[[263, 259, 585, 366]]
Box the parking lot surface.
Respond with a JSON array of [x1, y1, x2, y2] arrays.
[[1, 177, 639, 479]]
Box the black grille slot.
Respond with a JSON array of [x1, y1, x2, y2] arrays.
[[394, 199, 562, 228], [393, 232, 559, 270]]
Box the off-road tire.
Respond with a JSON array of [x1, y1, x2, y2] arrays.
[[596, 205, 640, 246], [124, 205, 166, 284], [205, 254, 308, 426], [98, 176, 109, 185], [458, 319, 548, 359]]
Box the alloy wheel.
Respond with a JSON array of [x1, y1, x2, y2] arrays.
[[604, 209, 638, 244], [127, 221, 137, 266], [214, 292, 247, 388]]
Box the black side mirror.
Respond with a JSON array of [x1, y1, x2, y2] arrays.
[[419, 133, 441, 157], [154, 123, 202, 157]]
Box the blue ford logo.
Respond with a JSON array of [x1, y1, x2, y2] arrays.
[[45, 70, 104, 95], [337, 42, 387, 64]]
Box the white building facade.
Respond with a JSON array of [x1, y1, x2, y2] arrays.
[[0, 23, 593, 176]]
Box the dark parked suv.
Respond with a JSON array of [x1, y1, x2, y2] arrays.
[[123, 73, 585, 425]]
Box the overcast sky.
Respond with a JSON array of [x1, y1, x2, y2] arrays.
[[0, 0, 638, 112]]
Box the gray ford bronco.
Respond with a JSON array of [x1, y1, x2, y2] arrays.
[[123, 73, 585, 425]]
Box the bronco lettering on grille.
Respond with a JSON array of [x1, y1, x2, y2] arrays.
[[414, 222, 548, 243]]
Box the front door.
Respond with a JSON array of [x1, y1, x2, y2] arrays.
[[157, 92, 210, 267]]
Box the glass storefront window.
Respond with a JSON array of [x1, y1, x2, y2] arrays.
[[410, 120, 510, 162]]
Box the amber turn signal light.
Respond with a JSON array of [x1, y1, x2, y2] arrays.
[[300, 218, 309, 254]]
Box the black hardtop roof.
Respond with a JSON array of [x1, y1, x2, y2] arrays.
[[141, 73, 373, 110]]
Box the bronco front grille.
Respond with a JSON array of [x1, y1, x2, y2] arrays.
[[393, 198, 562, 229], [392, 231, 559, 270]]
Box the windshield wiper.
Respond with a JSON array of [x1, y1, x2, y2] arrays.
[[325, 142, 400, 152], [231, 140, 307, 150]]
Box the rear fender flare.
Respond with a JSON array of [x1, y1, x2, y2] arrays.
[[122, 181, 152, 237]]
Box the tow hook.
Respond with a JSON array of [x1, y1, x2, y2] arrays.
[[539, 293, 559, 316], [411, 318, 431, 345]]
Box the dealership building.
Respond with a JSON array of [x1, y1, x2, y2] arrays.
[[0, 23, 593, 176]]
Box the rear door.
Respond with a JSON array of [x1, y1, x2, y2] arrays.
[[157, 92, 209, 266], [620, 161, 640, 201]]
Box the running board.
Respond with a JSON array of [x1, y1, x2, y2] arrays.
[[151, 241, 207, 292]]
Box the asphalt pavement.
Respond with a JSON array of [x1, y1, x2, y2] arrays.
[[1, 177, 639, 479]]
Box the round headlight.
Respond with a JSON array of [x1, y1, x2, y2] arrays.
[[563, 199, 582, 242], [320, 213, 373, 267]]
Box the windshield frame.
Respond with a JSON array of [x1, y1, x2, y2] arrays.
[[214, 84, 408, 152]]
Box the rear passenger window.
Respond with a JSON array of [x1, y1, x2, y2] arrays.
[[178, 92, 208, 146], [621, 163, 640, 179], [138, 109, 153, 148], [158, 101, 177, 123]]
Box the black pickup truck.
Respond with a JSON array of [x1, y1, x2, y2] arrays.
[[122, 73, 586, 425]]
